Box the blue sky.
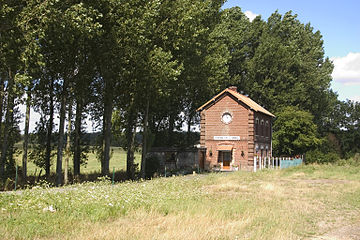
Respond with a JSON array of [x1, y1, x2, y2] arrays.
[[223, 0, 360, 102]]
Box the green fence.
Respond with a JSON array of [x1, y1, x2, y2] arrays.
[[253, 156, 303, 172], [280, 158, 303, 169]]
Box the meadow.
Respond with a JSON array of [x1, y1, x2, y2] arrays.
[[15, 147, 142, 175], [1, 164, 360, 239]]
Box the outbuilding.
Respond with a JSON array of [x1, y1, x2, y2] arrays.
[[197, 86, 275, 171]]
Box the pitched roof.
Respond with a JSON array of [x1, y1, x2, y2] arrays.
[[197, 88, 275, 117]]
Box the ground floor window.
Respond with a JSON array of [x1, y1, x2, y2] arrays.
[[218, 151, 231, 162]]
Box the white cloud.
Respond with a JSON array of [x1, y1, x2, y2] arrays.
[[331, 52, 360, 86], [349, 96, 360, 102], [244, 10, 259, 22]]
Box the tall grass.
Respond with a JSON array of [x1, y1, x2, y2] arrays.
[[1, 164, 360, 239]]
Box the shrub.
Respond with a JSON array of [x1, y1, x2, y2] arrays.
[[145, 155, 161, 179], [305, 149, 340, 164], [336, 153, 360, 166]]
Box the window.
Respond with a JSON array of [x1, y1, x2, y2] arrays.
[[265, 121, 269, 137], [224, 151, 231, 161], [165, 152, 176, 163], [260, 119, 264, 136], [222, 112, 232, 124], [255, 118, 259, 135], [218, 151, 231, 163]]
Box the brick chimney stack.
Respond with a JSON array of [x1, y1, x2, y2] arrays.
[[228, 86, 237, 92]]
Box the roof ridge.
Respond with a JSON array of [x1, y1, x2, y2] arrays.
[[197, 88, 275, 117]]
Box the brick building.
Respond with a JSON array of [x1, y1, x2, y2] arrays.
[[197, 86, 275, 171]]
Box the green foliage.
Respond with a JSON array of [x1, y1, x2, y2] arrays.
[[0, 109, 22, 178], [336, 153, 360, 166], [219, 9, 335, 124], [273, 106, 321, 155], [28, 116, 55, 170], [212, 7, 250, 86], [305, 149, 340, 164], [145, 155, 161, 179], [325, 100, 360, 157]]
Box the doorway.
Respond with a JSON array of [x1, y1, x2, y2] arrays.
[[219, 151, 232, 170], [199, 150, 205, 170]]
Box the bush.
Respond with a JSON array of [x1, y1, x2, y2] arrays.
[[336, 153, 360, 166], [145, 155, 161, 179], [305, 149, 340, 164]]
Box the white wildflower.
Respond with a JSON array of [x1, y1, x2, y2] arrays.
[[43, 205, 56, 213]]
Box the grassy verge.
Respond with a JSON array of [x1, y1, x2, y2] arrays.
[[1, 164, 360, 239]]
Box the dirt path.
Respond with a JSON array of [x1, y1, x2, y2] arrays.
[[310, 222, 360, 240]]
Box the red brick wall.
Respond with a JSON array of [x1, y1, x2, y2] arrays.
[[200, 112, 205, 147], [202, 93, 252, 170], [247, 110, 255, 168]]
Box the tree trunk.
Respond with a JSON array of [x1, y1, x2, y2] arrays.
[[0, 76, 5, 149], [101, 89, 113, 176], [64, 103, 72, 185], [22, 90, 31, 181], [141, 99, 149, 179], [1, 68, 15, 181], [168, 114, 175, 147], [126, 123, 136, 180], [45, 79, 54, 178], [126, 100, 136, 180], [56, 79, 68, 186], [186, 113, 192, 146], [73, 98, 82, 178]]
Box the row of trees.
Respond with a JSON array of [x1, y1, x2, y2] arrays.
[[1, 0, 228, 185], [1, 1, 358, 185]]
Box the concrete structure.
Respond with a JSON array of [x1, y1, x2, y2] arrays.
[[197, 86, 275, 171]]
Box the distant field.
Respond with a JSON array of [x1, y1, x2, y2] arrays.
[[1, 164, 360, 239], [15, 146, 142, 175]]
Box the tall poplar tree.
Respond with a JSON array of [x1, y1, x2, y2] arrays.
[[0, 0, 26, 180], [22, 0, 102, 184]]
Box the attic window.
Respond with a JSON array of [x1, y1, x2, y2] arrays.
[[221, 112, 232, 124]]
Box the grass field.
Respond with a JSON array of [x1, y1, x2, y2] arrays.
[[15, 146, 142, 175], [1, 164, 360, 239]]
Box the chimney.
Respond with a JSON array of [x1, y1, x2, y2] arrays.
[[228, 86, 237, 92]]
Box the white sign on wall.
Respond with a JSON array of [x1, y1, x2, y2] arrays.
[[213, 136, 241, 141]]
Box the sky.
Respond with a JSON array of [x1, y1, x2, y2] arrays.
[[223, 0, 360, 102]]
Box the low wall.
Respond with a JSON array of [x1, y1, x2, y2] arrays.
[[147, 148, 199, 173]]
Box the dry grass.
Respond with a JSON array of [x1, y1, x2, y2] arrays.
[[1, 164, 360, 240]]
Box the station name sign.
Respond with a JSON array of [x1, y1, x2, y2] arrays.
[[213, 136, 241, 141]]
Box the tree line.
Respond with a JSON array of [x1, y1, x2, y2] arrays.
[[1, 0, 358, 185]]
